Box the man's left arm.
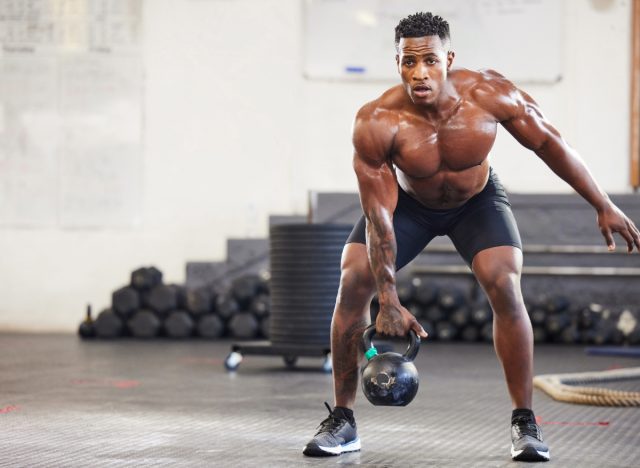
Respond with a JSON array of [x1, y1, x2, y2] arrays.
[[481, 73, 640, 253]]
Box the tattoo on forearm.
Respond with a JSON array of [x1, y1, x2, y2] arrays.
[[366, 211, 397, 298]]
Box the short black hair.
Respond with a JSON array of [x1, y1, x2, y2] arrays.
[[395, 12, 450, 50]]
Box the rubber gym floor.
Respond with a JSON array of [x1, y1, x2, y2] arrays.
[[1, 334, 638, 468]]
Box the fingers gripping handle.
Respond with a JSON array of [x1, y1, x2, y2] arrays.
[[362, 324, 421, 362]]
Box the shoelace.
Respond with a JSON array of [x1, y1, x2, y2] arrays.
[[513, 417, 542, 440], [315, 402, 346, 435]]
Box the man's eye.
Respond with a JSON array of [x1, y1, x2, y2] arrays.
[[427, 59, 437, 64], [404, 60, 414, 66]]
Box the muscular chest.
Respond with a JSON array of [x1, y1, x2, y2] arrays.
[[393, 103, 497, 177]]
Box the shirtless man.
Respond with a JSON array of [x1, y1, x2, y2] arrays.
[[302, 11, 640, 463]]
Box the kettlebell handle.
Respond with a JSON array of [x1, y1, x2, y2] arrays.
[[362, 324, 421, 361]]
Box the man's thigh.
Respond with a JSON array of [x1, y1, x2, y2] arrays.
[[448, 201, 523, 267]]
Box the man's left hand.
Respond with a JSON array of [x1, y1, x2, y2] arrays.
[[597, 203, 640, 253]]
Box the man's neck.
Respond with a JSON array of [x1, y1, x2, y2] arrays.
[[413, 80, 459, 123]]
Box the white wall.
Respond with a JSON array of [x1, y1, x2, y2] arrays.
[[0, 0, 634, 332]]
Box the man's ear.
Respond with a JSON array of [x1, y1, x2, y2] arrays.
[[396, 54, 401, 73], [447, 51, 455, 70]]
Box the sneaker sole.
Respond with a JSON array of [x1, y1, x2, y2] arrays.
[[303, 438, 361, 457], [511, 445, 550, 462]]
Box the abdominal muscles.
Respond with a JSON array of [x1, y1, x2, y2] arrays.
[[396, 161, 490, 210]]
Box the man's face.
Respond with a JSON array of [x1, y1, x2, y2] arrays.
[[396, 36, 454, 106]]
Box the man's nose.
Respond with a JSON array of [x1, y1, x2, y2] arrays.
[[413, 63, 429, 81]]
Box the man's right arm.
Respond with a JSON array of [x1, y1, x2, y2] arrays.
[[352, 105, 427, 338]]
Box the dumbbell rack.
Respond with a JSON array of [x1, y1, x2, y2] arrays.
[[224, 341, 332, 372]]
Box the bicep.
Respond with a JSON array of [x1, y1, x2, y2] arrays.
[[353, 152, 398, 218], [352, 110, 398, 217], [500, 90, 562, 154]]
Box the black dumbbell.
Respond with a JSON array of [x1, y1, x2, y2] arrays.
[[450, 306, 471, 328], [577, 303, 604, 330], [94, 308, 123, 338], [131, 266, 163, 291], [216, 292, 240, 321], [185, 287, 213, 316], [544, 295, 571, 314], [78, 304, 95, 339], [532, 326, 548, 343], [528, 304, 547, 328], [460, 324, 480, 342], [255, 272, 270, 294], [112, 286, 140, 319], [164, 310, 195, 338], [559, 324, 582, 344], [170, 284, 187, 309], [407, 302, 424, 318], [586, 309, 625, 345], [259, 316, 270, 338], [435, 321, 458, 341], [250, 293, 270, 319], [196, 313, 225, 339], [424, 304, 445, 323], [396, 278, 416, 303], [470, 301, 492, 326], [545, 311, 572, 337], [437, 286, 465, 311], [412, 277, 438, 306], [146, 284, 179, 317], [231, 274, 262, 308], [228, 312, 259, 339], [128, 309, 161, 338]]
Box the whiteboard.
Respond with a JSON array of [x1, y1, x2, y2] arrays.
[[0, 0, 142, 228], [304, 0, 564, 83]]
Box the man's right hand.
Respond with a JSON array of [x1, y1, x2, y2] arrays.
[[375, 302, 428, 338]]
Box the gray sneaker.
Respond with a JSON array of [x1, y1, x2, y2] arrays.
[[303, 403, 361, 457], [511, 416, 550, 461]]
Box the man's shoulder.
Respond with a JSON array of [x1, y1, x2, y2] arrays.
[[356, 85, 406, 121], [450, 68, 514, 96], [451, 68, 521, 120], [352, 86, 402, 155]]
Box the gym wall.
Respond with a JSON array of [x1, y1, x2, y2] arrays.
[[0, 0, 634, 332]]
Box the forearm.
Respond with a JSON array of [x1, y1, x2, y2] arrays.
[[536, 138, 611, 211], [364, 208, 398, 305]]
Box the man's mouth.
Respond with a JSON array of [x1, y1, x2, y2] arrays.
[[412, 85, 432, 97]]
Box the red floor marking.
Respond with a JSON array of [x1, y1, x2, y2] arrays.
[[71, 378, 140, 389], [0, 405, 20, 414], [537, 416, 610, 427], [112, 380, 140, 389], [607, 364, 623, 370]]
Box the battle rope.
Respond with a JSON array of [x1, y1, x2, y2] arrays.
[[533, 367, 640, 407]]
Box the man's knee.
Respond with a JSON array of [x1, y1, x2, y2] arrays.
[[473, 247, 523, 303], [335, 244, 376, 308], [482, 268, 521, 299], [475, 257, 524, 319], [338, 266, 376, 303]]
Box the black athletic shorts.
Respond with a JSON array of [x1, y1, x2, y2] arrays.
[[346, 168, 522, 269]]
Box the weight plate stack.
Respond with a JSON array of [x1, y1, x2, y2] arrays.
[[269, 224, 351, 347]]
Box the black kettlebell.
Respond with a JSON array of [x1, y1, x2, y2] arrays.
[[361, 325, 420, 406]]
